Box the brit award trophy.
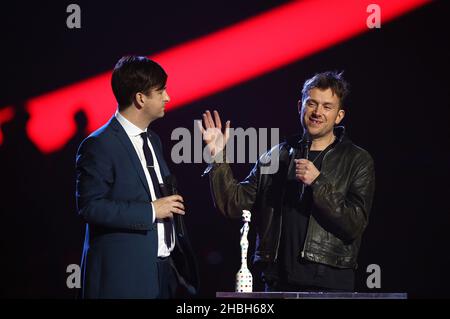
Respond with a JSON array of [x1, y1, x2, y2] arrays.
[[235, 210, 253, 292]]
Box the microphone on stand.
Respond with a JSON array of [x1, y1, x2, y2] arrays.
[[299, 131, 311, 201]]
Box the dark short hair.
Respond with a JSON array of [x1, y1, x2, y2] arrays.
[[301, 71, 349, 110], [111, 56, 167, 110]]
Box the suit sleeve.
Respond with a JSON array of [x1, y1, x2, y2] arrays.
[[75, 137, 154, 230], [311, 151, 375, 242]]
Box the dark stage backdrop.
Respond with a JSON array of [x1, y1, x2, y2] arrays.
[[0, 0, 449, 298]]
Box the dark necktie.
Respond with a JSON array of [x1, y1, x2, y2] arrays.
[[140, 132, 172, 248]]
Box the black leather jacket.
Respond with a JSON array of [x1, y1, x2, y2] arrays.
[[206, 127, 375, 269]]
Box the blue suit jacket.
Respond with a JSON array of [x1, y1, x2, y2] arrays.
[[76, 116, 198, 298]]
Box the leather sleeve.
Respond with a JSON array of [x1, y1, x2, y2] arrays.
[[207, 150, 259, 219]]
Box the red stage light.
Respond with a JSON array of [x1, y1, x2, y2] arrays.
[[0, 106, 14, 145], [1, 0, 430, 152]]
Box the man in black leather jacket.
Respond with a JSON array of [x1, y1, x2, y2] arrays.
[[199, 72, 375, 292]]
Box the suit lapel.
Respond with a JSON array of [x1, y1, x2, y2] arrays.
[[109, 117, 151, 198]]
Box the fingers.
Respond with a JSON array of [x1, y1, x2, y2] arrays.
[[169, 195, 185, 215], [202, 110, 230, 136], [167, 200, 185, 216], [154, 195, 186, 219], [295, 159, 311, 172], [296, 169, 307, 176], [205, 110, 215, 128], [213, 110, 222, 129], [295, 161, 308, 177], [169, 195, 183, 202], [203, 113, 212, 129], [155, 195, 183, 203], [202, 111, 213, 129], [172, 201, 185, 211], [224, 120, 230, 141], [171, 208, 185, 215], [295, 160, 307, 169]]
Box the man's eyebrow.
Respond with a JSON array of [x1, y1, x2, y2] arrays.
[[305, 99, 336, 107]]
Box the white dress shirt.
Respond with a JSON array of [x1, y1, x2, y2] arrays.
[[115, 111, 174, 257]]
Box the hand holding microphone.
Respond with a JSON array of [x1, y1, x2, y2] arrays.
[[296, 132, 319, 200], [152, 195, 185, 219], [160, 175, 185, 237], [295, 159, 320, 186]]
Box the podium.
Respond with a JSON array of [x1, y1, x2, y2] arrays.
[[216, 291, 407, 299]]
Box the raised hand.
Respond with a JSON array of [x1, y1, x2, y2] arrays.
[[197, 110, 230, 157]]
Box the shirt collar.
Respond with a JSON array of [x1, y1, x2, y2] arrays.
[[115, 110, 147, 137]]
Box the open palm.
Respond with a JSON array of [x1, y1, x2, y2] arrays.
[[197, 110, 230, 157]]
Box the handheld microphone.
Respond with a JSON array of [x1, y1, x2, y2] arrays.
[[299, 131, 311, 201], [161, 175, 184, 238], [161, 175, 177, 196]]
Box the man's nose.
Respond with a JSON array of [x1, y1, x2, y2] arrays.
[[164, 91, 170, 102], [312, 105, 321, 115]]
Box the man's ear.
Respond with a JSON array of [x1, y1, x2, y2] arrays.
[[298, 100, 302, 113], [335, 109, 345, 125], [134, 92, 145, 108]]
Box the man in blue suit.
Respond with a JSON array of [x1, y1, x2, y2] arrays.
[[76, 56, 198, 299]]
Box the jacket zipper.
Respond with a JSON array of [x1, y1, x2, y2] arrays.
[[273, 146, 293, 262], [274, 172, 287, 262]]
